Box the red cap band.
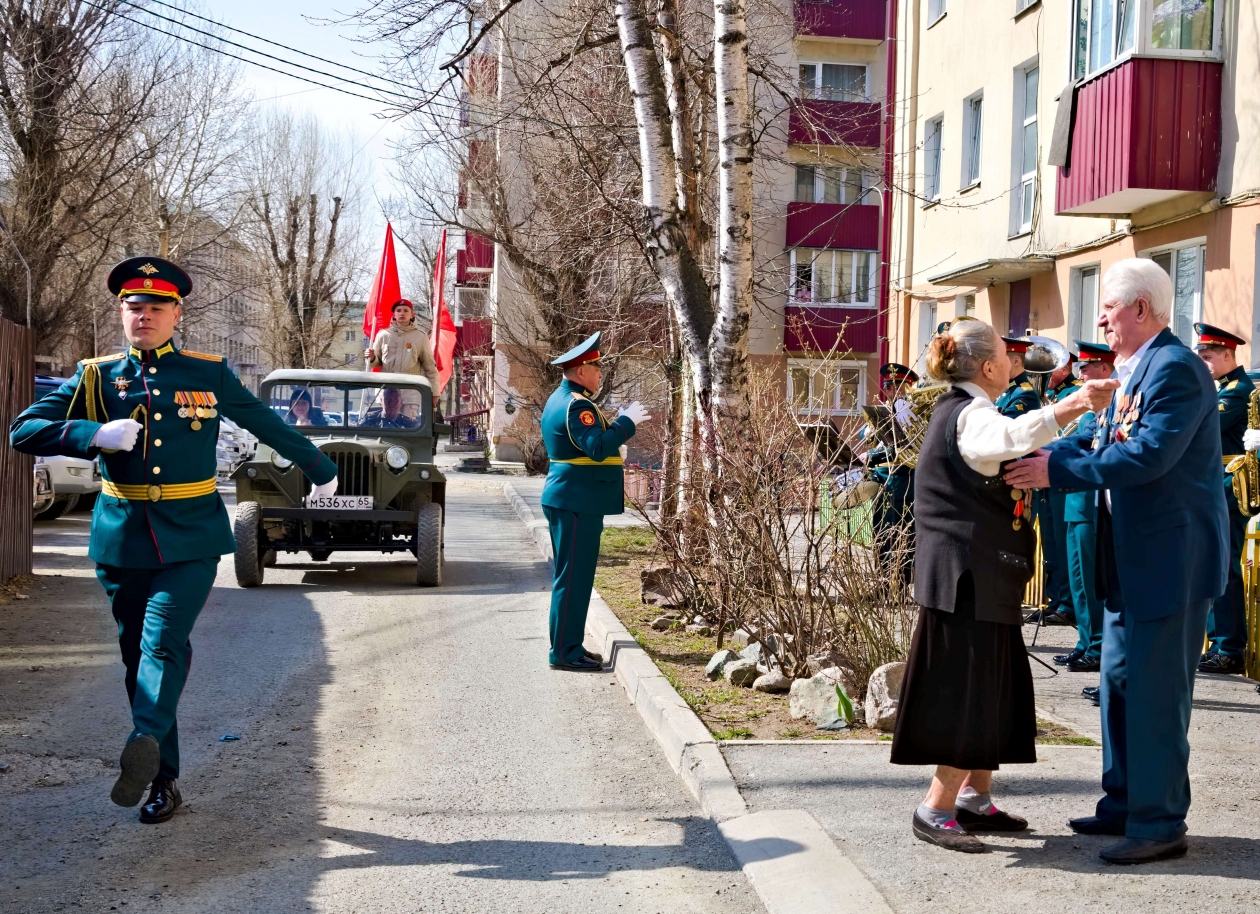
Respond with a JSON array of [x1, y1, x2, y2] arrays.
[[119, 277, 180, 299]]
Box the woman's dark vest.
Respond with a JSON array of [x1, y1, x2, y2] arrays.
[[913, 386, 1036, 625]]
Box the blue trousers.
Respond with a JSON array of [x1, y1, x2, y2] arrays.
[[1206, 484, 1248, 658], [96, 559, 220, 780], [1066, 520, 1104, 661], [1096, 563, 1211, 841], [544, 507, 604, 665], [1042, 490, 1073, 616]]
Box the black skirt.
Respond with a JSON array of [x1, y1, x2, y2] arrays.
[[890, 572, 1037, 769]]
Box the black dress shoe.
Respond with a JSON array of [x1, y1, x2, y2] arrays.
[[139, 777, 182, 824], [111, 734, 160, 808], [1068, 656, 1102, 673], [1099, 835, 1187, 864], [1082, 686, 1100, 698], [911, 811, 985, 853], [1069, 815, 1126, 836], [954, 806, 1028, 832], [1054, 649, 1084, 666], [1198, 652, 1245, 675], [549, 656, 603, 671], [1027, 608, 1074, 626], [583, 649, 604, 664]]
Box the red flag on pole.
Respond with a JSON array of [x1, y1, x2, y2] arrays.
[[430, 229, 457, 394], [362, 223, 401, 372]]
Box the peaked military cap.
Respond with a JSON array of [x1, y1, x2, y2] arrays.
[[551, 331, 602, 368], [1193, 322, 1246, 351], [935, 320, 952, 335], [108, 256, 192, 302], [1075, 340, 1116, 363], [879, 363, 919, 385], [1001, 335, 1032, 354]]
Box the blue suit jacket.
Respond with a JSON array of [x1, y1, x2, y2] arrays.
[[1048, 328, 1228, 619]]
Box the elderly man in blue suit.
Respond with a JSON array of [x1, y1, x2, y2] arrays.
[[1005, 258, 1228, 865]]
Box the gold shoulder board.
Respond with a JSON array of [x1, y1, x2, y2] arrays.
[[1227, 380, 1239, 390], [82, 353, 125, 365], [180, 350, 224, 362], [1020, 382, 1034, 391]]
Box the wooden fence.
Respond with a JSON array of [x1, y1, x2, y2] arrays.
[[0, 316, 34, 582]]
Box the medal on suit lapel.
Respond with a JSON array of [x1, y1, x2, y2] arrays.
[[114, 377, 130, 398]]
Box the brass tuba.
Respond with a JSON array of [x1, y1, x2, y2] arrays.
[[1230, 388, 1260, 517], [887, 383, 950, 468], [1020, 335, 1073, 405]]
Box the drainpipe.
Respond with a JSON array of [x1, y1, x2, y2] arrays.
[[877, 0, 899, 367]]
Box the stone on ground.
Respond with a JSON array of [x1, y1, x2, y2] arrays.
[[705, 649, 739, 681], [650, 615, 674, 631], [752, 670, 791, 693], [686, 623, 713, 636], [640, 562, 683, 607], [723, 658, 760, 687], [789, 667, 847, 727], [865, 661, 906, 732]]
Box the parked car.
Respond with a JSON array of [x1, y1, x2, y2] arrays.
[[33, 459, 53, 514], [32, 375, 101, 520], [216, 416, 256, 477], [230, 369, 450, 587]]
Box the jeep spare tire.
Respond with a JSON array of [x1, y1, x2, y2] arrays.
[[415, 501, 442, 586]]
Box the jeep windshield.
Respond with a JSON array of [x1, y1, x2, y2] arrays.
[[266, 381, 428, 432]]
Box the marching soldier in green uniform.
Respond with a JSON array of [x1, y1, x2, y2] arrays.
[[9, 257, 338, 823], [540, 332, 650, 671], [1194, 322, 1255, 675], [865, 363, 919, 581]]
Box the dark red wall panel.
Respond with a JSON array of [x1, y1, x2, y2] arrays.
[[786, 202, 880, 250], [784, 305, 879, 353], [794, 0, 885, 40], [789, 100, 882, 148]]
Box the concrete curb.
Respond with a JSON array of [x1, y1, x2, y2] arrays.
[[501, 481, 895, 914]]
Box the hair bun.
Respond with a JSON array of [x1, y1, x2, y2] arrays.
[[933, 335, 957, 360]]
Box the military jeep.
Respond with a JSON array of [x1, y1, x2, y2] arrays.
[[230, 369, 447, 587]]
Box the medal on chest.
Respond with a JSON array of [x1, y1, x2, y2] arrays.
[[174, 391, 218, 430], [1010, 486, 1029, 531], [113, 377, 130, 398], [1113, 391, 1142, 444]]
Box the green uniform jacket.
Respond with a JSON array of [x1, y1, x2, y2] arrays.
[[9, 342, 336, 567], [540, 379, 636, 516], [995, 372, 1043, 418], [1048, 377, 1082, 404], [1216, 365, 1254, 458]]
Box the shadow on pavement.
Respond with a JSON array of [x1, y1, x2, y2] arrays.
[[1002, 833, 1260, 878]]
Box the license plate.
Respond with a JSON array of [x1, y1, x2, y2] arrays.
[[306, 495, 373, 510]]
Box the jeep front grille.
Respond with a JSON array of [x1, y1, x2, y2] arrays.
[[324, 447, 372, 496]]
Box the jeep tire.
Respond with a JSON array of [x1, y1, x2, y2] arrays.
[[233, 501, 265, 587], [415, 501, 442, 586]]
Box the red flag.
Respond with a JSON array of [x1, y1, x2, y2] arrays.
[[430, 229, 457, 394], [362, 223, 402, 371]]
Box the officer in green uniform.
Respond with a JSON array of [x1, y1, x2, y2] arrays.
[[1056, 342, 1116, 678], [540, 332, 649, 671], [1043, 353, 1081, 636], [865, 363, 919, 581], [9, 257, 338, 823], [1194, 322, 1255, 675]]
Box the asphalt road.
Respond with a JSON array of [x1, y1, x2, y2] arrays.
[[0, 468, 762, 914]]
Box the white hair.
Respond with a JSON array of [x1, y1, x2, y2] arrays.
[[1102, 258, 1174, 323]]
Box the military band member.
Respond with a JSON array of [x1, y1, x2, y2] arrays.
[[1194, 322, 1255, 675], [1043, 354, 1082, 630], [540, 332, 650, 671], [865, 363, 919, 580], [9, 257, 338, 823]]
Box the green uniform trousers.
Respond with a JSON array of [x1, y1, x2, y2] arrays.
[[544, 507, 604, 665], [1207, 483, 1248, 659], [96, 558, 220, 780], [1066, 520, 1104, 661], [1042, 490, 1074, 617]]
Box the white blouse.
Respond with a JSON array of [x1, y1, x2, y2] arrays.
[[953, 381, 1061, 476]]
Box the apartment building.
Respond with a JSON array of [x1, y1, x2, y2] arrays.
[[889, 0, 1260, 369]]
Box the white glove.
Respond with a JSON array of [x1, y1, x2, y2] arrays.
[[309, 478, 338, 499], [617, 401, 651, 426], [1245, 429, 1260, 452], [91, 419, 142, 452]]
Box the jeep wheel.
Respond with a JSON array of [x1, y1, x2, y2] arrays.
[[233, 501, 265, 587], [415, 501, 442, 586]]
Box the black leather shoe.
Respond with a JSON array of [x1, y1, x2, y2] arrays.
[[1099, 835, 1187, 864], [583, 649, 604, 664], [954, 806, 1028, 832], [549, 656, 603, 671], [1069, 815, 1126, 836], [911, 811, 985, 853], [1054, 649, 1084, 666], [1068, 656, 1102, 672], [1027, 608, 1074, 626], [1198, 652, 1245, 675], [139, 777, 182, 824], [111, 734, 160, 808]]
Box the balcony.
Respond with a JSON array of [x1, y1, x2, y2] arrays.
[[786, 202, 879, 249], [456, 232, 494, 287], [794, 0, 885, 41], [784, 305, 878, 354], [789, 100, 881, 148], [1056, 57, 1222, 217]]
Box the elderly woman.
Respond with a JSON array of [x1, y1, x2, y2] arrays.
[[893, 318, 1116, 853], [365, 299, 441, 418]]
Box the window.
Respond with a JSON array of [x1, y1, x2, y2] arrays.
[[1150, 0, 1213, 51], [928, 0, 946, 24], [962, 93, 983, 187], [959, 293, 977, 318], [344, 353, 357, 366], [1015, 65, 1039, 234], [791, 249, 876, 305], [1069, 265, 1102, 343], [788, 359, 866, 417], [344, 330, 356, 341], [1146, 242, 1206, 347], [924, 116, 943, 202], [1016, 0, 1038, 12], [793, 165, 876, 205], [799, 63, 868, 103], [1073, 0, 1137, 79], [916, 300, 938, 374]]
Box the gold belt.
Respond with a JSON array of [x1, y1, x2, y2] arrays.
[[102, 478, 218, 502], [552, 457, 624, 466]]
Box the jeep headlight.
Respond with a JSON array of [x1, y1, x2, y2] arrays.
[[385, 446, 409, 470], [271, 452, 293, 470]]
